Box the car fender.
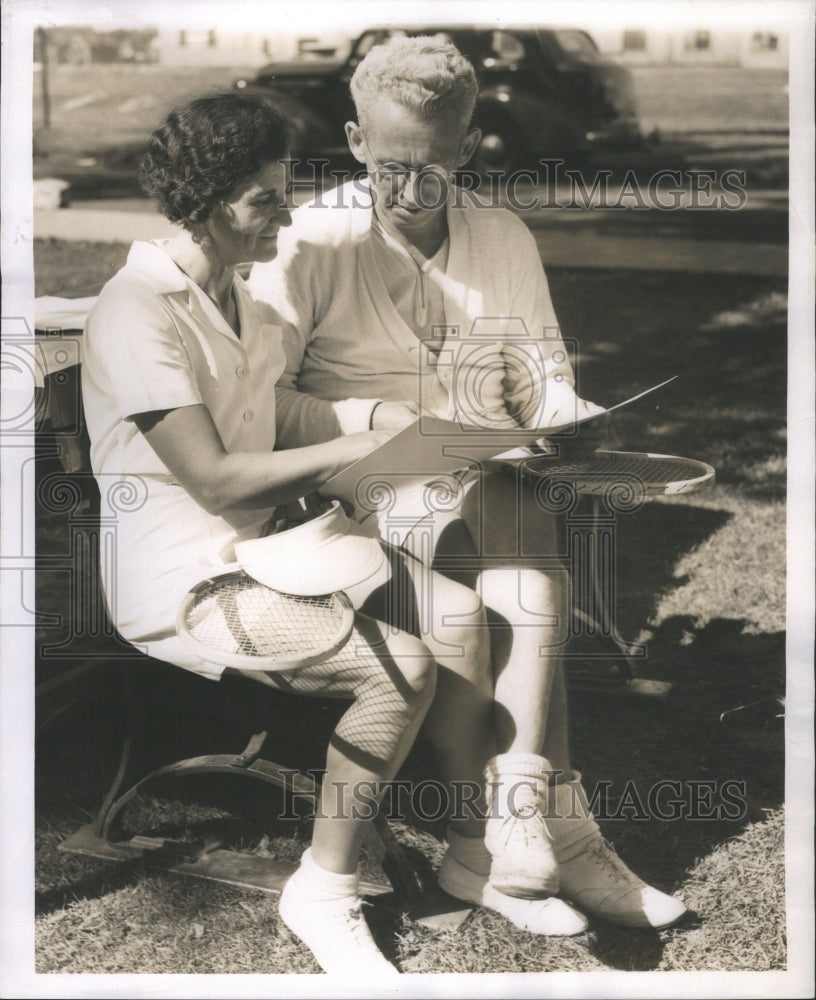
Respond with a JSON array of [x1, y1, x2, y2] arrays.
[[476, 88, 585, 159]]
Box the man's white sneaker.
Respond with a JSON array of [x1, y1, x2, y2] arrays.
[[484, 753, 560, 898], [278, 872, 400, 975], [558, 836, 687, 929], [438, 851, 588, 936]]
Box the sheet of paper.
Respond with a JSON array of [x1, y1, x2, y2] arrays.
[[319, 377, 677, 502]]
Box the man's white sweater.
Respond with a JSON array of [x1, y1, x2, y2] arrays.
[[248, 179, 580, 448]]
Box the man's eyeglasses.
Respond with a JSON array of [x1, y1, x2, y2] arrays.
[[365, 142, 461, 207]]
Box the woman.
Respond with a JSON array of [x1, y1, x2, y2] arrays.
[[80, 92, 507, 976]]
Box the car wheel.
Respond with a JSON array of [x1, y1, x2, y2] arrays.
[[471, 114, 525, 177]]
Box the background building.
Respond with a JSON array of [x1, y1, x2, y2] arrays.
[[39, 23, 789, 70], [153, 27, 353, 66], [594, 26, 789, 67]]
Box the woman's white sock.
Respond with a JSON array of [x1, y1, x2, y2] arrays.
[[294, 847, 360, 901]]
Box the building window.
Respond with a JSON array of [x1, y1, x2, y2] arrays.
[[178, 30, 187, 48], [207, 29, 217, 48], [685, 29, 711, 52], [623, 29, 647, 51], [751, 32, 778, 52]]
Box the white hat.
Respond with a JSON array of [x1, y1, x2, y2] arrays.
[[234, 501, 388, 596]]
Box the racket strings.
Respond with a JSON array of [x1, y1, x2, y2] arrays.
[[179, 573, 417, 763], [527, 455, 705, 484], [183, 578, 349, 660], [182, 573, 409, 764]]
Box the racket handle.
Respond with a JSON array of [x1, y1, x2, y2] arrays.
[[260, 493, 333, 536], [302, 491, 332, 518]]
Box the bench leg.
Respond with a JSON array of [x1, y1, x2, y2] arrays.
[[61, 665, 475, 930], [93, 664, 138, 838]]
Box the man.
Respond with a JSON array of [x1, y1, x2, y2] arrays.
[[249, 35, 686, 936]]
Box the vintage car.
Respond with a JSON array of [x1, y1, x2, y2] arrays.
[[234, 24, 643, 172]]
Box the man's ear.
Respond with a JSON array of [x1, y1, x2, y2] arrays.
[[458, 127, 483, 167], [345, 120, 367, 165]]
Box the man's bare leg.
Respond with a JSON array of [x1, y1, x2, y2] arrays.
[[446, 468, 687, 925], [399, 552, 495, 838], [458, 468, 572, 769]]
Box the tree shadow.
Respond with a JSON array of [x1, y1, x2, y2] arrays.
[[584, 500, 734, 642], [548, 269, 787, 505], [569, 616, 785, 881], [567, 614, 784, 970]]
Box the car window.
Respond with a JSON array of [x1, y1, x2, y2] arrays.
[[553, 30, 599, 57], [351, 29, 401, 61], [490, 30, 526, 62], [347, 27, 461, 74]]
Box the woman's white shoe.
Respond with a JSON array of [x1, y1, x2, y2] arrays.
[[278, 873, 400, 975]]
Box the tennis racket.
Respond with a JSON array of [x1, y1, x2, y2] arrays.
[[176, 570, 355, 672], [520, 450, 715, 497]]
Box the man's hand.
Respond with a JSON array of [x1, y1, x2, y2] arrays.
[[370, 400, 420, 432], [547, 399, 610, 455]]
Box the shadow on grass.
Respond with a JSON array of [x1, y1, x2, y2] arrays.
[[35, 858, 149, 919], [567, 616, 784, 968], [587, 921, 679, 972], [598, 500, 734, 639], [548, 268, 787, 505]]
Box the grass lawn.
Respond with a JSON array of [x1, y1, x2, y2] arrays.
[[33, 64, 256, 156], [32, 239, 788, 977], [629, 66, 788, 133]]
